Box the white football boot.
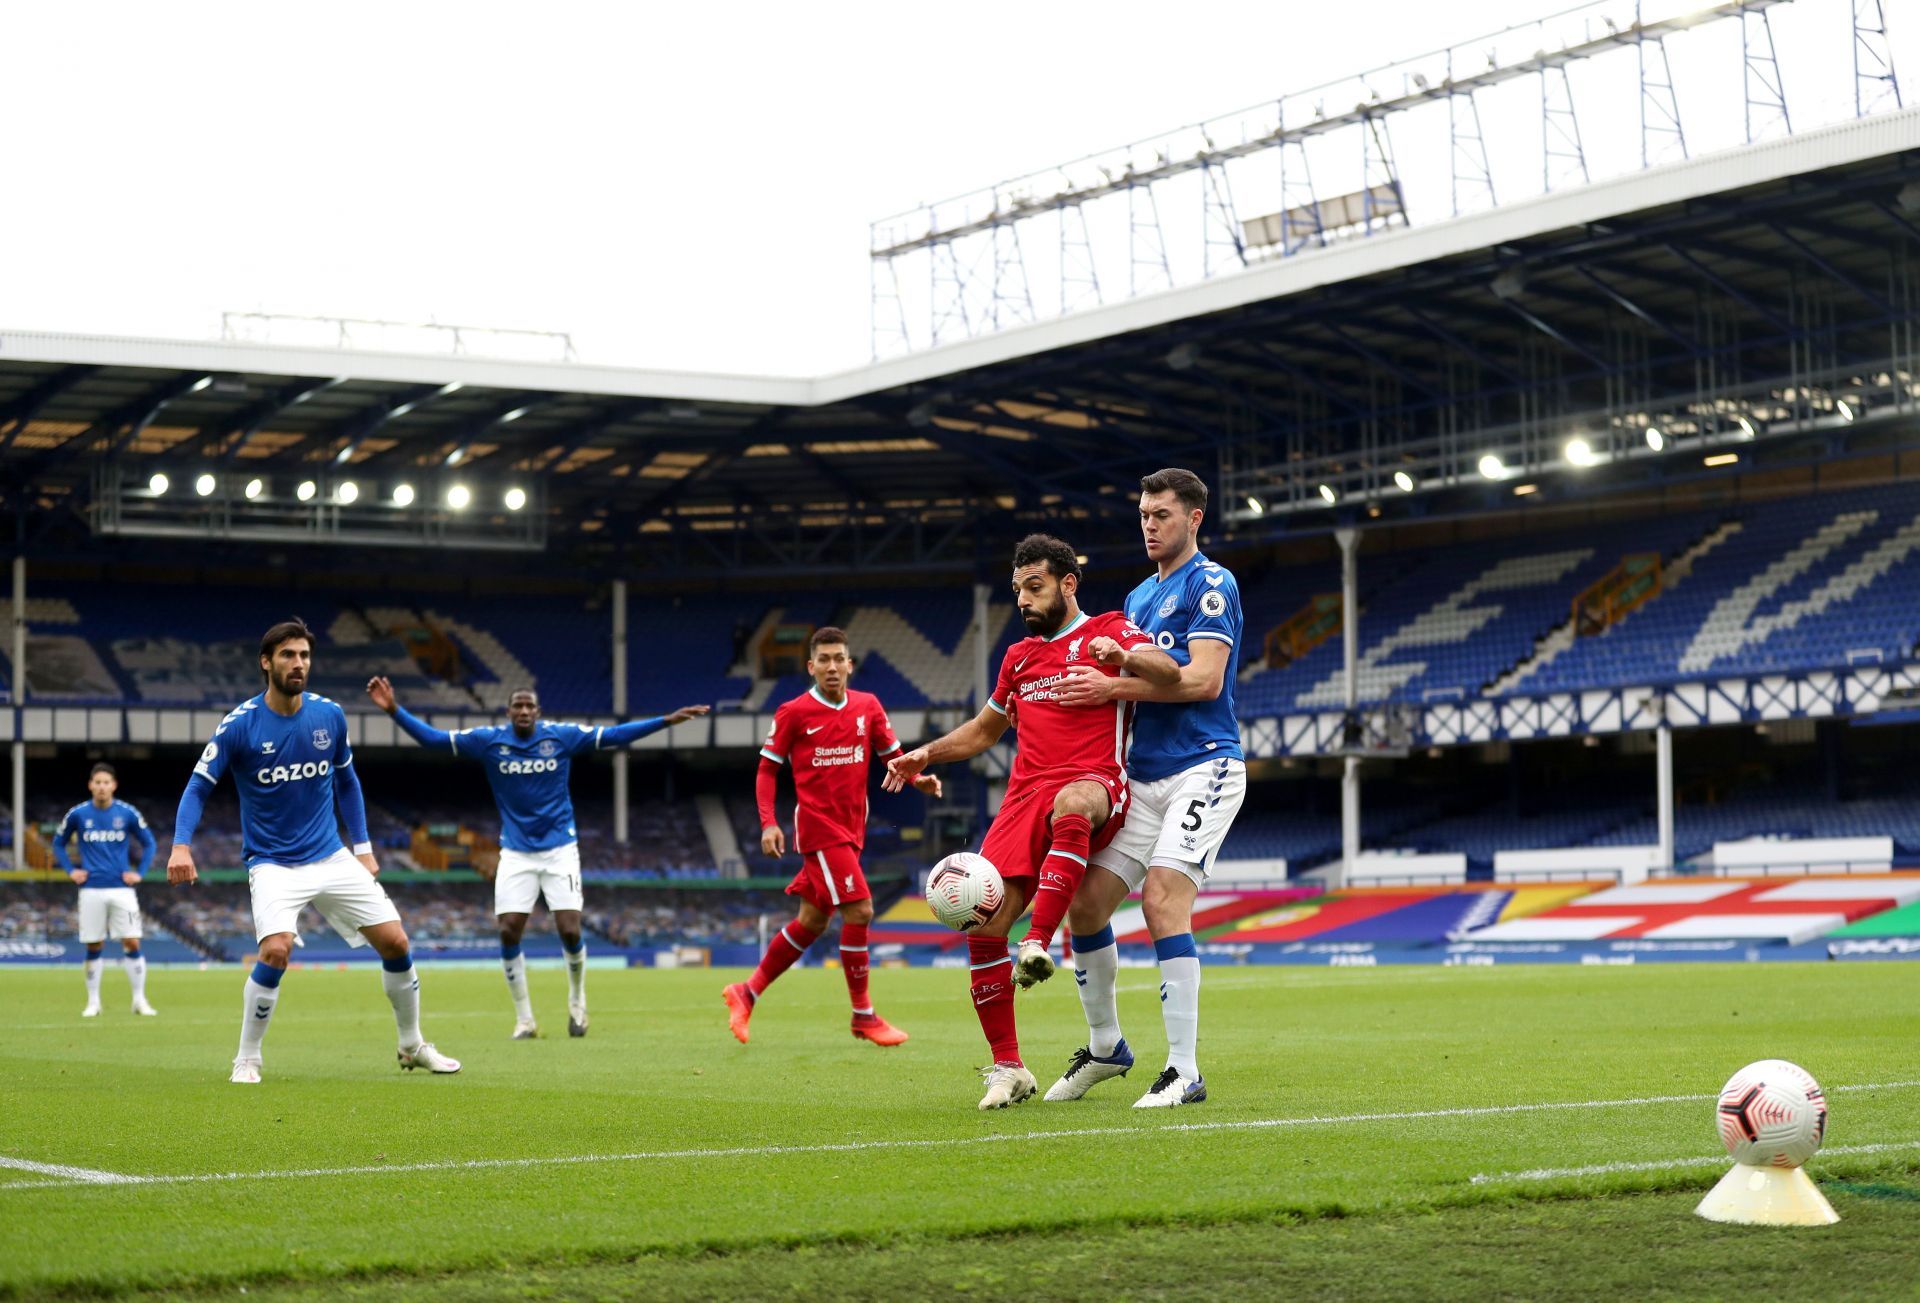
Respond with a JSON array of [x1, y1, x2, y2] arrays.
[[1044, 1039, 1135, 1102], [510, 1019, 539, 1040], [1133, 1067, 1207, 1108], [81, 1002, 101, 1018], [230, 1058, 263, 1085], [132, 998, 158, 1017], [977, 1063, 1038, 1110], [1013, 938, 1056, 989], [567, 1003, 588, 1038], [398, 1042, 463, 1074]]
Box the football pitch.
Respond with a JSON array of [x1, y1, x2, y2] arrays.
[[4, 962, 1919, 1301]]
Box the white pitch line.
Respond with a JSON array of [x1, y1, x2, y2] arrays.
[[0, 1156, 133, 1184], [3, 1080, 1917, 1194], [1472, 1138, 1920, 1184]]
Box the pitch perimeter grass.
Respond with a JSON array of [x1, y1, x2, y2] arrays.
[[2, 962, 1916, 1298]]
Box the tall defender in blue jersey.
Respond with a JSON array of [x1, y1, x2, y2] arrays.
[[1051, 468, 1247, 1108], [368, 676, 709, 1039], [54, 763, 158, 1018], [169, 619, 461, 1084]]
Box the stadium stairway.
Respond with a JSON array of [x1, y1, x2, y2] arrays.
[[1490, 518, 1742, 696]]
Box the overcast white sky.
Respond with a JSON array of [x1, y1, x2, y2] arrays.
[[2, 1, 1911, 376]]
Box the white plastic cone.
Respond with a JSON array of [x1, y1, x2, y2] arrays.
[[1695, 1163, 1840, 1226]]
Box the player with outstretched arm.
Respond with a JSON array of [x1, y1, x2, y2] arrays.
[[368, 677, 708, 1039], [884, 534, 1177, 1108]]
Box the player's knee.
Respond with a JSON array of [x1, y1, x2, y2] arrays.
[[377, 927, 411, 960], [841, 899, 874, 926], [1066, 895, 1105, 934], [796, 901, 830, 932], [257, 936, 292, 967], [85, 942, 103, 956]]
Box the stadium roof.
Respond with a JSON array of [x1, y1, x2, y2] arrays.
[[4, 106, 1918, 578]]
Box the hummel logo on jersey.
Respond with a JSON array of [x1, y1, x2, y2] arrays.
[[806, 725, 825, 735], [1204, 572, 1226, 587]]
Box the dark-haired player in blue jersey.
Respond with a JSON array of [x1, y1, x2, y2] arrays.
[[169, 619, 461, 1085], [55, 762, 158, 1018], [368, 677, 709, 1039], [1050, 468, 1246, 1109]]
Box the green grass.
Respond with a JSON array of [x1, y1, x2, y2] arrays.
[[2, 962, 1917, 1300]]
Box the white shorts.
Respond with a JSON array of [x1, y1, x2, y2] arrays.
[[249, 847, 401, 949], [78, 887, 142, 944], [495, 843, 583, 916], [1091, 756, 1247, 891]]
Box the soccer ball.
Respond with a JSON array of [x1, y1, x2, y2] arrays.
[[1715, 1059, 1828, 1169], [924, 853, 1004, 932]]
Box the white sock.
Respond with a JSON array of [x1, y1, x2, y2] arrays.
[[1159, 954, 1202, 1078], [84, 957, 103, 1004], [124, 954, 148, 1003], [238, 978, 280, 1060], [565, 944, 587, 1009], [502, 953, 533, 1022], [1071, 932, 1122, 1057], [383, 963, 422, 1049]]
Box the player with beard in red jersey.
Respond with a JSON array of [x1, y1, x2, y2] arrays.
[[725, 626, 942, 1047], [885, 534, 1177, 1108]]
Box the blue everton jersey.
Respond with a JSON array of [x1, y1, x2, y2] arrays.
[[446, 721, 603, 852], [1122, 550, 1245, 783], [194, 693, 355, 868], [57, 800, 154, 887]]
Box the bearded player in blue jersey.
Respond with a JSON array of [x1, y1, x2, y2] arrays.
[[1050, 468, 1247, 1109], [54, 763, 158, 1018], [367, 676, 708, 1039], [169, 619, 462, 1085]]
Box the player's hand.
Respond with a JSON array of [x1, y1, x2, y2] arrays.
[[357, 851, 380, 878], [884, 748, 930, 794], [665, 704, 711, 726], [121, 871, 142, 887], [477, 859, 497, 883], [1089, 636, 1125, 667], [166, 844, 197, 886], [912, 773, 944, 800], [1055, 665, 1117, 707], [365, 676, 397, 714], [760, 824, 786, 857], [68, 869, 87, 886]]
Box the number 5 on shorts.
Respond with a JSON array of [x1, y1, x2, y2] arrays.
[[1181, 798, 1205, 832]]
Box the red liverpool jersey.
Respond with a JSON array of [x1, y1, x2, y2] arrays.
[[759, 687, 903, 853], [988, 609, 1156, 787]]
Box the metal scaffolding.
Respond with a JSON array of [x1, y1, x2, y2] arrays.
[[870, 0, 1906, 358]]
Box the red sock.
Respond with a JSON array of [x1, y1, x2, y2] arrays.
[[840, 920, 872, 1015], [1025, 813, 1092, 950], [967, 935, 1020, 1065], [748, 921, 821, 997]]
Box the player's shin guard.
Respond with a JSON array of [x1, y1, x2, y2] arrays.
[[84, 953, 103, 1004], [968, 936, 1020, 1066], [238, 960, 282, 1060], [1025, 814, 1092, 950], [562, 933, 586, 1009], [122, 947, 148, 1003], [839, 920, 872, 1014], [500, 941, 534, 1023], [1071, 925, 1123, 1057], [1154, 933, 1201, 1078], [747, 922, 821, 998], [382, 954, 423, 1048]]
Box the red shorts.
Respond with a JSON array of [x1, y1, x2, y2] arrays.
[[978, 773, 1127, 883], [786, 843, 869, 912]]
